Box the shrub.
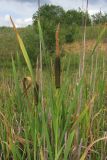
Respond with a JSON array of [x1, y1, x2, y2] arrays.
[[65, 33, 74, 43]]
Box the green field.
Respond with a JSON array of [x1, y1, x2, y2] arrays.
[[0, 18, 107, 160]]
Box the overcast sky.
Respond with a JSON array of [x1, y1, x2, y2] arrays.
[[0, 0, 107, 27]]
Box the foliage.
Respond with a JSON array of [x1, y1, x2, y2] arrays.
[[0, 8, 107, 159], [0, 23, 107, 159], [1, 5, 107, 67], [33, 5, 91, 52], [64, 8, 91, 26], [65, 33, 74, 43], [33, 4, 65, 53], [65, 23, 80, 43], [92, 11, 107, 24]]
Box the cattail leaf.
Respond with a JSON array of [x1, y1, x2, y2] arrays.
[[9, 139, 22, 160], [55, 145, 64, 160], [38, 20, 45, 52], [91, 25, 106, 56], [64, 131, 75, 160], [10, 16, 34, 82]]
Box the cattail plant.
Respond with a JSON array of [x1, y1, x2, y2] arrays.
[[55, 23, 61, 89]]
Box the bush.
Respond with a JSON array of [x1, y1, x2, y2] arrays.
[[65, 33, 74, 43], [65, 24, 79, 43]]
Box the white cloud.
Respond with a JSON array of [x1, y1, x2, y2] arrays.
[[0, 15, 32, 27], [49, 0, 107, 14], [24, 18, 32, 23], [0, 0, 37, 27], [1, 0, 107, 27], [0, 15, 10, 27], [0, 0, 37, 17], [15, 18, 32, 27], [4, 14, 10, 21], [49, 0, 83, 11]]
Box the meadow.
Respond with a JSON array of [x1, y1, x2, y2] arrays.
[[0, 19, 107, 160]]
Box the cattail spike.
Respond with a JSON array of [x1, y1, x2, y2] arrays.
[[55, 23, 61, 89], [55, 57, 60, 88]]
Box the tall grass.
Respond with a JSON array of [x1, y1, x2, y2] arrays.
[[0, 16, 107, 160]]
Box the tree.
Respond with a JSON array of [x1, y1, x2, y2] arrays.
[[92, 12, 107, 24], [33, 4, 65, 52], [64, 9, 91, 26], [33, 5, 92, 53]]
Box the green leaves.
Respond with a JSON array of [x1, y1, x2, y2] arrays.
[[7, 13, 107, 160], [10, 17, 34, 82], [64, 131, 75, 160], [91, 25, 106, 56]]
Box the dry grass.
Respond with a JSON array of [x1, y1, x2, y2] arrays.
[[63, 39, 107, 54]]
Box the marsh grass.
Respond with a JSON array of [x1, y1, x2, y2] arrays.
[[0, 16, 107, 160]]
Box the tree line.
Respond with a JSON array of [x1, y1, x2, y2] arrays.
[[1, 5, 107, 65], [32, 4, 107, 54]]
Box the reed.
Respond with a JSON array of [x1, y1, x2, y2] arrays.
[[0, 10, 107, 160], [55, 24, 61, 89]]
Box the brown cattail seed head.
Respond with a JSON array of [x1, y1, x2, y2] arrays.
[[55, 56, 60, 89], [55, 23, 61, 89]]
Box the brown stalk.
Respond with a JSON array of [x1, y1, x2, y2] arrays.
[[56, 23, 60, 57], [80, 136, 107, 160], [55, 23, 61, 89]]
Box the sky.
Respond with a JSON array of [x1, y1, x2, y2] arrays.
[[0, 0, 107, 27]]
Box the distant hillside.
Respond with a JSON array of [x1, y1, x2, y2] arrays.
[[0, 27, 18, 57], [0, 25, 107, 68]]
